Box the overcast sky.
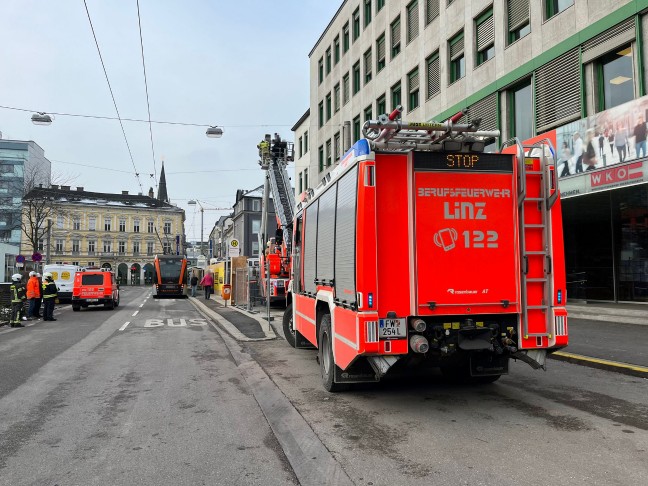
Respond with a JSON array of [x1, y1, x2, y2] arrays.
[[0, 0, 341, 242]]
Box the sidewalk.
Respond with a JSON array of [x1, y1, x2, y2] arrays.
[[566, 302, 648, 325], [188, 294, 278, 341]]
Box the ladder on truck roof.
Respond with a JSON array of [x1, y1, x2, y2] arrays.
[[502, 138, 558, 345], [362, 106, 500, 152], [259, 135, 296, 252]]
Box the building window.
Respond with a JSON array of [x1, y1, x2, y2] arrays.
[[343, 22, 350, 53], [133, 219, 140, 233], [377, 0, 385, 12], [103, 240, 112, 253], [334, 132, 341, 161], [508, 0, 530, 44], [343, 72, 350, 104], [104, 217, 111, 231], [597, 45, 634, 110], [353, 61, 361, 94], [55, 239, 64, 252], [334, 36, 340, 64], [304, 168, 309, 189], [377, 33, 386, 72], [364, 0, 372, 27], [449, 31, 465, 83], [72, 239, 80, 253], [318, 101, 324, 128], [364, 104, 373, 121], [73, 217, 80, 230], [326, 92, 332, 121], [57, 215, 64, 229], [319, 145, 324, 172], [391, 81, 402, 110], [88, 216, 96, 231], [546, 0, 574, 20], [38, 239, 44, 251], [408, 68, 420, 111], [425, 0, 440, 25], [318, 57, 324, 84], [147, 242, 154, 255], [299, 136, 303, 157], [88, 240, 95, 254], [304, 131, 309, 152], [119, 241, 125, 254], [509, 81, 533, 142], [326, 139, 332, 167], [119, 218, 126, 232], [353, 115, 361, 143], [377, 94, 386, 116], [406, 1, 419, 44], [164, 222, 171, 234], [133, 241, 140, 255], [476, 8, 495, 66], [391, 16, 401, 58], [353, 8, 360, 41], [162, 242, 171, 254], [426, 51, 440, 99], [334, 83, 341, 112], [364, 48, 372, 84], [253, 199, 261, 212], [299, 172, 303, 194], [148, 221, 154, 233], [326, 47, 331, 74]]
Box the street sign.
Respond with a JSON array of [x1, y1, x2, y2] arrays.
[[16, 262, 24, 268], [228, 239, 240, 257], [16, 255, 25, 263], [32, 252, 42, 262]]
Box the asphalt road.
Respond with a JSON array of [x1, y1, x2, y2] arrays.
[[2, 290, 647, 486], [0, 287, 296, 486]]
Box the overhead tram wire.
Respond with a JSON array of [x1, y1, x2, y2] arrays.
[[136, 0, 158, 191], [83, 0, 143, 193]]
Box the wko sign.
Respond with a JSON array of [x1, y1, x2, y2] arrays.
[[590, 161, 644, 188]]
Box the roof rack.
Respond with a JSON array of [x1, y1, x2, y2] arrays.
[[362, 106, 501, 153]]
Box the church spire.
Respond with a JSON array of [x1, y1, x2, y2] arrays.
[[157, 162, 169, 203]]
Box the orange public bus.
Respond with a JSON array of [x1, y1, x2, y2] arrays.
[[152, 254, 188, 298]]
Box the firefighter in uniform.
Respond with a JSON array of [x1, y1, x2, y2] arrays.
[[41, 272, 58, 322], [257, 139, 270, 160], [10, 273, 26, 327]]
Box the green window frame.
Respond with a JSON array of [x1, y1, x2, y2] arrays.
[[426, 51, 440, 99], [364, 104, 373, 121], [334, 36, 340, 64], [391, 16, 401, 59], [376, 33, 386, 72], [343, 72, 350, 104], [508, 0, 530, 45], [353, 61, 361, 95], [408, 67, 420, 111], [377, 94, 386, 116], [318, 145, 324, 172], [326, 47, 332, 74], [391, 81, 402, 110], [546, 0, 574, 20], [334, 83, 341, 112], [318, 58, 324, 84], [304, 131, 308, 153], [353, 8, 361, 41], [595, 45, 635, 111], [425, 0, 440, 25], [475, 8, 494, 66], [318, 101, 324, 128], [343, 22, 350, 53], [406, 0, 419, 44], [449, 31, 465, 83], [299, 172, 303, 194], [298, 136, 303, 158], [364, 0, 372, 27], [353, 115, 361, 143], [377, 0, 385, 13], [326, 139, 332, 167], [325, 92, 332, 121], [364, 48, 372, 84], [508, 80, 533, 142]]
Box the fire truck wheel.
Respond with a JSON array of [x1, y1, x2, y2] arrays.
[[318, 314, 349, 392], [283, 303, 297, 348]]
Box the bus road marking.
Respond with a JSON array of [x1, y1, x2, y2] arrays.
[[119, 322, 130, 331], [139, 303, 144, 308], [132, 310, 139, 317]]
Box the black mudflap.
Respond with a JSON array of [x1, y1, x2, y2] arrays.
[[295, 330, 317, 349], [470, 353, 509, 377], [335, 357, 379, 384]]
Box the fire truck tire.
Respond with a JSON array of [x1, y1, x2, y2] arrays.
[[283, 304, 297, 348], [318, 315, 349, 392], [72, 304, 80, 312]]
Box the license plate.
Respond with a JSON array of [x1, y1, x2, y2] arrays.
[[87, 299, 99, 302], [379, 318, 406, 338]]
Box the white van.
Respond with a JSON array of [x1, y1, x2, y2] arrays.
[[43, 264, 84, 302]]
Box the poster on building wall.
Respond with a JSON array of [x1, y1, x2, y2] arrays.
[[555, 95, 648, 178]]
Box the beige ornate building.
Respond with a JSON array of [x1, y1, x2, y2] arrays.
[[20, 179, 185, 286]]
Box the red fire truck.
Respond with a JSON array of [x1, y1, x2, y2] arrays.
[[283, 108, 568, 391]]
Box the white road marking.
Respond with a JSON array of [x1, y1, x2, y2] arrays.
[[119, 322, 130, 331], [132, 310, 139, 317], [139, 303, 144, 308]]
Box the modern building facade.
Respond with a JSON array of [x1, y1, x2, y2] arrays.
[[299, 0, 648, 302], [0, 139, 51, 245], [231, 187, 277, 259], [20, 185, 185, 286], [292, 109, 311, 196]]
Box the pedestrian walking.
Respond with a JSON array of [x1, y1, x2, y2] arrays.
[[41, 272, 58, 321], [26, 271, 42, 319], [190, 273, 199, 297], [200, 271, 214, 300], [10, 273, 26, 327]]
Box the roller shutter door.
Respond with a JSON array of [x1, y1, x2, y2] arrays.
[[334, 166, 358, 305]]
